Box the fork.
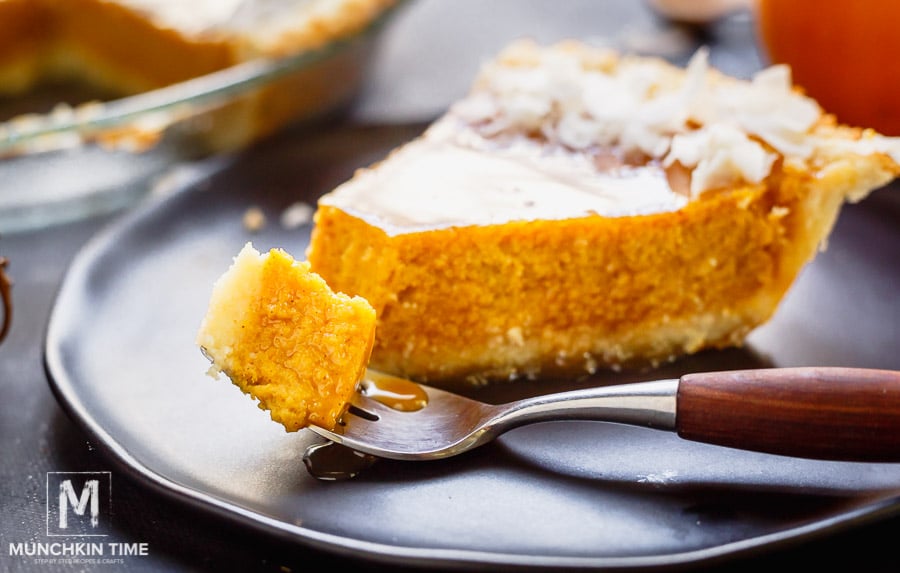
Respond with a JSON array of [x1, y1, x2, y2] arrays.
[[309, 367, 900, 462]]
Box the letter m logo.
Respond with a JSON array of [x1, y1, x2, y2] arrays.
[[46, 472, 111, 537]]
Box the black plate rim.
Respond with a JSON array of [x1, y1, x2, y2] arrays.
[[42, 155, 900, 571]]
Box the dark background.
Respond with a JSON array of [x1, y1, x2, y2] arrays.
[[3, 1, 899, 571]]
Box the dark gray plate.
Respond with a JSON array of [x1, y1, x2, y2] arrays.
[[44, 123, 900, 570]]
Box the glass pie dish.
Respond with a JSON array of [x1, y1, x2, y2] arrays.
[[0, 1, 403, 234]]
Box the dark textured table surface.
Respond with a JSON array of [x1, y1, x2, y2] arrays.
[[2, 1, 900, 571]]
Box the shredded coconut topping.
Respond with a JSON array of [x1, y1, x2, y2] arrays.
[[450, 41, 900, 196]]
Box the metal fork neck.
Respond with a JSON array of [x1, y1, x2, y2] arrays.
[[494, 379, 679, 432]]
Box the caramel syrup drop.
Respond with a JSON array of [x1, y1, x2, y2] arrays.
[[302, 372, 428, 480], [361, 371, 428, 412]]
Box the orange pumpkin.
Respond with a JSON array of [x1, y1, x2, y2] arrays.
[[755, 0, 900, 135]]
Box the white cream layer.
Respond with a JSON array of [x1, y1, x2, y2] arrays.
[[118, 0, 358, 39], [320, 119, 687, 234]]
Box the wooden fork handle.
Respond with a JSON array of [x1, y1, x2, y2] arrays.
[[675, 367, 900, 462]]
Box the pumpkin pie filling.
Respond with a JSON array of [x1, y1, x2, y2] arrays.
[[306, 40, 900, 383]]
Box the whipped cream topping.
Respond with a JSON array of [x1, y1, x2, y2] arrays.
[[119, 0, 383, 45], [453, 41, 900, 196], [321, 119, 687, 233], [321, 40, 900, 232], [118, 0, 264, 34]]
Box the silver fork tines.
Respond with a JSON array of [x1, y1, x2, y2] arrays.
[[314, 385, 501, 460]]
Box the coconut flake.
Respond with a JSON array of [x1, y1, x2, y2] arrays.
[[818, 133, 900, 165], [450, 41, 899, 196], [666, 124, 776, 196]]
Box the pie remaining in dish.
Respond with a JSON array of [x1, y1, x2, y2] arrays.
[[0, 0, 397, 150], [197, 243, 375, 431], [305, 39, 900, 384]]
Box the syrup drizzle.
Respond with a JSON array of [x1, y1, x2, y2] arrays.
[[302, 372, 428, 480], [360, 371, 428, 412]]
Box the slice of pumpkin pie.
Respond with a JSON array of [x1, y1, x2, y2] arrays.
[[197, 243, 375, 431], [306, 39, 900, 384]]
